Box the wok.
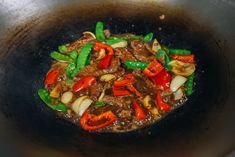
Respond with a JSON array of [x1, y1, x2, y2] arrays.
[[0, 0, 235, 157]]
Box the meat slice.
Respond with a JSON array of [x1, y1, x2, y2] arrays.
[[102, 95, 130, 108], [90, 83, 104, 101], [78, 58, 120, 77], [115, 47, 136, 62], [130, 40, 153, 62]]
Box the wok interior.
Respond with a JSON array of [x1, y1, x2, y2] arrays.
[[0, 2, 231, 157]]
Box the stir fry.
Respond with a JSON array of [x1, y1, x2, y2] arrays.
[[38, 22, 196, 132]]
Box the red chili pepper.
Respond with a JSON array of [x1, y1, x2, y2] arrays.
[[151, 69, 172, 90], [155, 90, 171, 112], [113, 74, 135, 87], [80, 110, 117, 131], [72, 76, 96, 92], [113, 86, 132, 96], [143, 59, 164, 77], [127, 84, 143, 98], [171, 54, 195, 63], [132, 100, 146, 120], [94, 42, 114, 69], [44, 69, 59, 86]]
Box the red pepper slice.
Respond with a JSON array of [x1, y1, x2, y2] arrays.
[[171, 54, 195, 63], [94, 42, 114, 69], [127, 84, 143, 98], [143, 59, 164, 77], [113, 86, 132, 96], [155, 90, 171, 112], [80, 110, 117, 131], [132, 100, 146, 120], [44, 69, 59, 86], [151, 69, 172, 90], [72, 76, 96, 92], [113, 74, 135, 87]]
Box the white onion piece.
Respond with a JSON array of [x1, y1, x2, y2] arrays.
[[170, 75, 187, 92], [96, 48, 106, 60], [98, 89, 105, 102], [78, 98, 93, 116], [111, 41, 128, 48], [61, 91, 73, 105], [71, 96, 87, 114], [174, 88, 184, 100], [152, 39, 161, 52], [83, 31, 96, 39], [168, 60, 195, 77]]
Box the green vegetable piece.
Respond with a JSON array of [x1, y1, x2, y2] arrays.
[[38, 88, 68, 112], [66, 79, 74, 86], [105, 39, 127, 45], [66, 62, 76, 79], [169, 49, 191, 55], [185, 73, 195, 96], [85, 54, 91, 66], [124, 60, 149, 70], [157, 49, 172, 70], [94, 101, 106, 109], [50, 51, 73, 62], [142, 33, 153, 42], [69, 49, 78, 60], [58, 45, 68, 53], [95, 21, 106, 41], [109, 36, 142, 40]]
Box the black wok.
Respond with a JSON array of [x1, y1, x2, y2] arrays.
[[0, 0, 235, 157]]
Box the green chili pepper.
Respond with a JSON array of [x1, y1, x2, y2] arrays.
[[50, 51, 73, 62], [169, 49, 191, 55], [58, 45, 67, 53], [94, 101, 106, 109], [66, 62, 76, 79], [95, 21, 106, 41], [69, 49, 78, 60], [38, 88, 68, 112], [85, 54, 91, 66], [142, 33, 153, 42], [185, 73, 195, 96], [105, 39, 127, 45], [157, 49, 172, 70], [109, 36, 142, 40], [124, 60, 149, 70]]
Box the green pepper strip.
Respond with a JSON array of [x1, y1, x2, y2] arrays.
[[38, 89, 68, 112], [124, 60, 149, 70], [142, 33, 153, 42], [169, 49, 191, 55], [157, 49, 172, 70], [95, 21, 106, 41], [105, 39, 127, 45], [58, 45, 68, 53], [66, 62, 76, 79], [50, 51, 73, 62], [185, 73, 195, 96], [69, 49, 78, 60], [70, 43, 93, 77], [94, 101, 106, 109]]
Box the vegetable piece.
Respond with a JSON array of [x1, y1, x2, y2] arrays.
[[171, 54, 195, 63], [143, 59, 164, 77], [157, 49, 172, 70], [110, 40, 128, 48], [44, 69, 59, 86], [94, 42, 114, 69], [61, 91, 73, 105], [126, 84, 143, 98], [76, 43, 94, 70], [96, 48, 106, 60], [94, 101, 106, 109], [50, 51, 73, 62], [169, 49, 191, 55], [98, 89, 105, 101], [113, 86, 132, 96], [132, 100, 146, 120], [72, 76, 96, 93], [168, 60, 195, 77], [185, 73, 195, 96], [38, 89, 68, 112], [83, 31, 96, 39], [78, 98, 93, 116], [58, 45, 67, 53], [142, 33, 153, 42], [80, 110, 117, 131], [143, 95, 160, 116], [124, 60, 149, 70], [71, 96, 88, 114], [68, 49, 78, 60], [170, 75, 187, 92], [113, 74, 135, 87], [105, 39, 126, 45], [109, 35, 142, 41], [152, 38, 161, 53], [100, 74, 116, 82], [155, 90, 171, 112], [174, 88, 184, 100], [66, 62, 76, 79], [49, 84, 61, 98], [151, 69, 172, 90], [95, 21, 106, 41]]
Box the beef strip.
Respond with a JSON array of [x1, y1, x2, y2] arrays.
[[102, 95, 131, 109], [90, 83, 104, 101], [78, 58, 120, 77], [115, 47, 136, 62]]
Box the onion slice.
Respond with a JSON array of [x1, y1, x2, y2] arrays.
[[71, 96, 87, 114], [78, 98, 93, 116], [111, 41, 128, 48], [168, 60, 195, 77], [170, 75, 187, 92], [174, 88, 184, 100]]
